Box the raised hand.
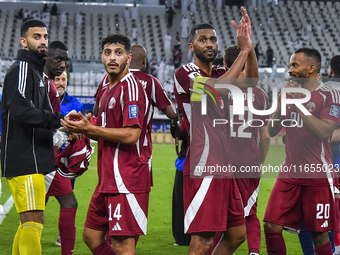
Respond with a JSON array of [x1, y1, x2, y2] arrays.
[[231, 18, 253, 53], [240, 7, 252, 38], [285, 80, 302, 99]]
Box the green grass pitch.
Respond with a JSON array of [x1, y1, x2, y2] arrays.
[[0, 144, 304, 254]]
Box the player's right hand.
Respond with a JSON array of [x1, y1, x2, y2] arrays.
[[61, 112, 91, 134], [285, 80, 302, 99]]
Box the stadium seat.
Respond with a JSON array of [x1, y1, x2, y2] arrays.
[[270, 136, 278, 146], [151, 130, 156, 142], [155, 130, 164, 144], [164, 130, 173, 144], [74, 73, 82, 86]]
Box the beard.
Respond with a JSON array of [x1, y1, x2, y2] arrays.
[[119, 60, 128, 74], [193, 45, 217, 63], [291, 69, 309, 85], [28, 43, 47, 58], [57, 89, 65, 96], [106, 60, 128, 76]]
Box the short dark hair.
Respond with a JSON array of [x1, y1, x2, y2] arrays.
[[330, 55, 340, 76], [48, 41, 68, 54], [294, 48, 321, 73], [212, 57, 223, 66], [224, 45, 245, 71], [189, 23, 214, 43], [101, 34, 131, 52], [20, 19, 46, 37]]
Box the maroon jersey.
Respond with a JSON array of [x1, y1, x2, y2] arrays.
[[130, 69, 171, 158], [96, 72, 149, 194], [229, 87, 270, 177], [174, 63, 230, 177], [281, 83, 340, 186], [94, 73, 109, 103], [44, 73, 60, 112]]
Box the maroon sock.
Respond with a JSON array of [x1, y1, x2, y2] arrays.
[[59, 208, 76, 255], [265, 231, 286, 255], [91, 241, 115, 255], [314, 241, 332, 255], [246, 215, 261, 253]]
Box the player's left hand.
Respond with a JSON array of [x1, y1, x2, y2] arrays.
[[67, 111, 82, 121], [61, 112, 90, 134]]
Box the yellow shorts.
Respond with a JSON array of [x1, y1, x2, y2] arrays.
[[7, 174, 46, 213]]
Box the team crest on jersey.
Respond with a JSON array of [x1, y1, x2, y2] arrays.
[[330, 105, 340, 118], [306, 102, 316, 113], [129, 105, 138, 118], [108, 97, 116, 109]]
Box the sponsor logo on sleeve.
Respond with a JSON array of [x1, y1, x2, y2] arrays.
[[129, 105, 138, 119], [188, 72, 200, 82], [330, 105, 340, 118]]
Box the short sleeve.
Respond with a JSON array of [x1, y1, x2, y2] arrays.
[[320, 89, 340, 123], [122, 81, 146, 129]]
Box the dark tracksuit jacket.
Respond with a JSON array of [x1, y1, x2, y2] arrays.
[[1, 49, 63, 177]]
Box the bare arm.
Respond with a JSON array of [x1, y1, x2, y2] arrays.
[[61, 113, 141, 145], [287, 81, 338, 141], [331, 127, 340, 143], [206, 7, 255, 91], [163, 105, 177, 119], [245, 48, 259, 79], [93, 102, 99, 117], [295, 107, 337, 141], [259, 125, 271, 165]]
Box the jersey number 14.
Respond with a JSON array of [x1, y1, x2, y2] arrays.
[[108, 203, 122, 221]]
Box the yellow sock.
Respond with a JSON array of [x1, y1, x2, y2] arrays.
[[19, 221, 43, 255], [12, 222, 22, 255]]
